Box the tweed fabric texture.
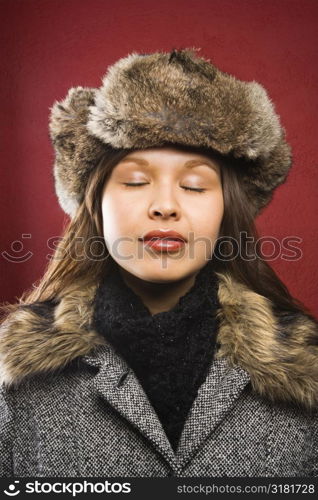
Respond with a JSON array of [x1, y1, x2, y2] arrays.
[[0, 344, 317, 477], [1, 265, 318, 477], [92, 260, 220, 452]]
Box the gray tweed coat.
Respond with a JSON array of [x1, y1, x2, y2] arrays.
[[0, 271, 317, 477]]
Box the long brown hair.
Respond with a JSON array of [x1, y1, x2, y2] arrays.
[[0, 143, 316, 323]]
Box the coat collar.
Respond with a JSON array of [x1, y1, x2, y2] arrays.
[[0, 271, 317, 410], [80, 346, 251, 469]]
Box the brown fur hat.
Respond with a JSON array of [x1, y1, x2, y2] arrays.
[[49, 48, 292, 218]]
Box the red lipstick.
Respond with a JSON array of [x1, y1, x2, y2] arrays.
[[139, 229, 187, 252]]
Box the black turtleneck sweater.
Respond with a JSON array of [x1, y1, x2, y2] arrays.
[[92, 260, 220, 452]]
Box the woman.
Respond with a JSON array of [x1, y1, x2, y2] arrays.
[[0, 48, 317, 477]]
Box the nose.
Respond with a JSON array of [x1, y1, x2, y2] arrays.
[[150, 206, 178, 219], [148, 187, 180, 220]]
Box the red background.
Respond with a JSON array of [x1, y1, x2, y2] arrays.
[[1, 0, 317, 317]]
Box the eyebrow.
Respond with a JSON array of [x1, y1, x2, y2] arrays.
[[120, 156, 220, 173]]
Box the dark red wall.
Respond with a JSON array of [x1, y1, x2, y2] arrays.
[[1, 0, 317, 317]]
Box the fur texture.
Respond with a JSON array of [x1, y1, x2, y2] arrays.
[[49, 48, 292, 218], [0, 271, 317, 410]]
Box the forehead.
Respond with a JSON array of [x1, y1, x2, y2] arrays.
[[117, 146, 221, 172]]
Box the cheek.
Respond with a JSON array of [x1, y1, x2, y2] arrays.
[[191, 192, 224, 237], [101, 193, 129, 239]]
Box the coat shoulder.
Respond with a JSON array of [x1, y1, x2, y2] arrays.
[[0, 289, 106, 389], [215, 272, 318, 411]]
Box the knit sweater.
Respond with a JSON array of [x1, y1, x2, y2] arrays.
[[92, 260, 221, 452]]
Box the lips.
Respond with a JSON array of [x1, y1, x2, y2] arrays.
[[139, 230, 187, 242]]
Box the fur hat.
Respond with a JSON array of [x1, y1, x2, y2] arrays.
[[49, 48, 292, 219]]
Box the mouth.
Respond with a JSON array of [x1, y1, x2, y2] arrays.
[[139, 237, 184, 242], [138, 237, 186, 252]]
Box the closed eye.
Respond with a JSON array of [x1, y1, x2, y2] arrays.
[[122, 183, 206, 193], [182, 186, 206, 193]]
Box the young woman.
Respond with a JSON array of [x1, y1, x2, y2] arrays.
[[0, 48, 317, 478]]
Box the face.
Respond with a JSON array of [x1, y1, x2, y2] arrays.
[[101, 146, 224, 283]]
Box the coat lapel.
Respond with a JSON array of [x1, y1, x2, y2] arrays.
[[82, 346, 251, 469], [82, 345, 179, 469], [175, 358, 251, 467]]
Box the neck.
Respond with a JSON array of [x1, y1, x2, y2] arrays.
[[118, 267, 198, 315]]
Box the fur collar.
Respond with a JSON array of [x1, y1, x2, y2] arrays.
[[0, 271, 317, 410]]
